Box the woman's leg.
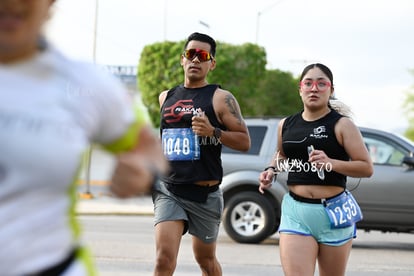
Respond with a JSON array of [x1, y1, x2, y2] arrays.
[[317, 240, 352, 276], [279, 233, 319, 276]]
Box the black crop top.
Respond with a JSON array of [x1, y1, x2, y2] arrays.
[[281, 109, 349, 188], [160, 84, 226, 185]]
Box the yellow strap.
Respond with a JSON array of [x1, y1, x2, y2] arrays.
[[103, 102, 150, 153]]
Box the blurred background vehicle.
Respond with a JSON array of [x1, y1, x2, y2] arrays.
[[221, 118, 414, 244]]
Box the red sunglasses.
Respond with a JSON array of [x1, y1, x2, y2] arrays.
[[183, 48, 213, 62]]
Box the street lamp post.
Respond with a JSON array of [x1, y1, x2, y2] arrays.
[[80, 0, 99, 200], [199, 20, 210, 29], [92, 0, 99, 63], [255, 0, 284, 44], [199, 20, 210, 34], [255, 11, 262, 44], [163, 0, 168, 40]]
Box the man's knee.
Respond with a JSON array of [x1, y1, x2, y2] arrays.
[[197, 258, 222, 276], [155, 251, 177, 273]]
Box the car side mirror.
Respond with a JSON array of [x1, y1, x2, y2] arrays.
[[402, 155, 414, 168]]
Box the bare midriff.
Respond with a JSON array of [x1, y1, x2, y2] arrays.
[[289, 185, 344, 199], [195, 180, 220, 187]]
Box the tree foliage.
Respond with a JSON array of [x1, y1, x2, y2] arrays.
[[403, 69, 414, 141], [137, 41, 183, 125], [137, 40, 300, 126], [208, 43, 267, 115], [254, 69, 302, 117]]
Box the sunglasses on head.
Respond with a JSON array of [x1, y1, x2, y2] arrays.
[[183, 48, 213, 62]]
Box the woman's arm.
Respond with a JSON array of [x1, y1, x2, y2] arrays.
[[309, 117, 373, 178], [259, 119, 287, 194]]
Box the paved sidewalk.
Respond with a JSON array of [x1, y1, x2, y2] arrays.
[[76, 148, 156, 215], [76, 194, 154, 215]]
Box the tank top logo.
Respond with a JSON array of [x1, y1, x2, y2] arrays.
[[310, 125, 328, 139], [163, 99, 197, 123]]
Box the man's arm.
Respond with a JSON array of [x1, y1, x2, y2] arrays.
[[212, 89, 250, 152]]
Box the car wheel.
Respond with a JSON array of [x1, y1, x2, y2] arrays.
[[223, 191, 276, 244]]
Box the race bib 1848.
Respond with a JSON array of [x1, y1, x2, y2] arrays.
[[162, 128, 200, 161]]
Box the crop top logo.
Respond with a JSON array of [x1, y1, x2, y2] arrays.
[[310, 125, 328, 139], [163, 99, 197, 123]]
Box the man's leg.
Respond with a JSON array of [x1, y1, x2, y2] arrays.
[[192, 236, 222, 276], [153, 220, 185, 276]]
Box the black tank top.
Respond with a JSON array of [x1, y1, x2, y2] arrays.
[[282, 109, 349, 188], [160, 84, 225, 185]]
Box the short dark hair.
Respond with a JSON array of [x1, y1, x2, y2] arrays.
[[184, 32, 216, 57], [299, 63, 334, 86]]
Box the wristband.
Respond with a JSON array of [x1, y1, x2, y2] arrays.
[[213, 127, 222, 139], [263, 166, 276, 172]]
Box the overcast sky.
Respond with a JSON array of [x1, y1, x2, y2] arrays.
[[46, 0, 414, 135]]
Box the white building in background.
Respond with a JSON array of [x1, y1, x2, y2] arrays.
[[103, 65, 138, 93]]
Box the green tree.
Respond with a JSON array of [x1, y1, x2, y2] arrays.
[[403, 69, 414, 141], [137, 40, 300, 126], [254, 69, 302, 117], [137, 41, 183, 125], [208, 43, 267, 115]]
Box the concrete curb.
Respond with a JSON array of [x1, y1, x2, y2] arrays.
[[76, 195, 154, 216]]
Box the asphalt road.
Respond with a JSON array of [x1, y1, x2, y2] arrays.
[[77, 149, 414, 275], [79, 215, 414, 276]]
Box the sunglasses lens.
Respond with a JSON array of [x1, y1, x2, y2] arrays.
[[301, 80, 331, 91], [198, 51, 210, 62], [317, 81, 329, 89], [302, 81, 312, 89], [184, 49, 196, 60], [184, 49, 211, 62]]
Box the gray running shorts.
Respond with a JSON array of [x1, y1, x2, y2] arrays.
[[152, 181, 223, 243]]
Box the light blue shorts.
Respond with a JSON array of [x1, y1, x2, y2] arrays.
[[278, 193, 356, 246]]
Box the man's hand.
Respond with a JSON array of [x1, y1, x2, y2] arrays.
[[192, 110, 214, 137]]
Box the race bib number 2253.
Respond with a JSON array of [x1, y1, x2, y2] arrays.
[[162, 128, 200, 161]]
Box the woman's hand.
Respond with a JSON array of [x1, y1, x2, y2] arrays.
[[308, 148, 331, 170], [258, 169, 275, 194]]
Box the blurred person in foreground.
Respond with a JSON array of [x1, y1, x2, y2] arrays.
[[153, 32, 251, 275], [0, 0, 168, 275], [258, 63, 373, 276]]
